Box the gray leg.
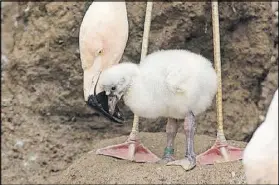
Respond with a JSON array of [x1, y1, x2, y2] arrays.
[[157, 118, 179, 163], [167, 112, 196, 171], [184, 111, 196, 164]]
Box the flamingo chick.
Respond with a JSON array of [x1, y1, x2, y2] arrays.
[[99, 49, 218, 170], [243, 89, 278, 184]]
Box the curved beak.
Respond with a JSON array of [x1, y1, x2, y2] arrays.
[[84, 68, 124, 124], [87, 92, 124, 124]]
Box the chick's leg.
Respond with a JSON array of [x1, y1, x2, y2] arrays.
[[167, 112, 196, 171], [158, 118, 179, 163]]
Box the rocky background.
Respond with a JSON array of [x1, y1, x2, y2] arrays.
[[1, 2, 278, 184]]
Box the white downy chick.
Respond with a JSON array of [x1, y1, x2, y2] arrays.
[[99, 49, 217, 119]]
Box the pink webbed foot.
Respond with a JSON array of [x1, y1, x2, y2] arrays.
[[96, 133, 160, 163], [197, 141, 243, 165]]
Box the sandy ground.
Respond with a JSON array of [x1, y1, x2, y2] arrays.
[[53, 132, 247, 184]]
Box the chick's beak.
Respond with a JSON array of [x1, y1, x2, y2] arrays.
[[84, 68, 124, 123], [108, 95, 119, 115]]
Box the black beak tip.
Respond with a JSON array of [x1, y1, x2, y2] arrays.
[[86, 93, 125, 124]]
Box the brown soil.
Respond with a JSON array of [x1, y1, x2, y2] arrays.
[[52, 132, 247, 184], [1, 2, 277, 184]]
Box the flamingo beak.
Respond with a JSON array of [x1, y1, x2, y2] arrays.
[[87, 92, 124, 124], [84, 70, 124, 124]]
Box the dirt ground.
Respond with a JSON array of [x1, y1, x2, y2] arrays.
[[52, 132, 247, 184], [1, 2, 278, 184]]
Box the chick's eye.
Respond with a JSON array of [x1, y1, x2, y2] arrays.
[[111, 86, 116, 91], [98, 50, 103, 54]]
